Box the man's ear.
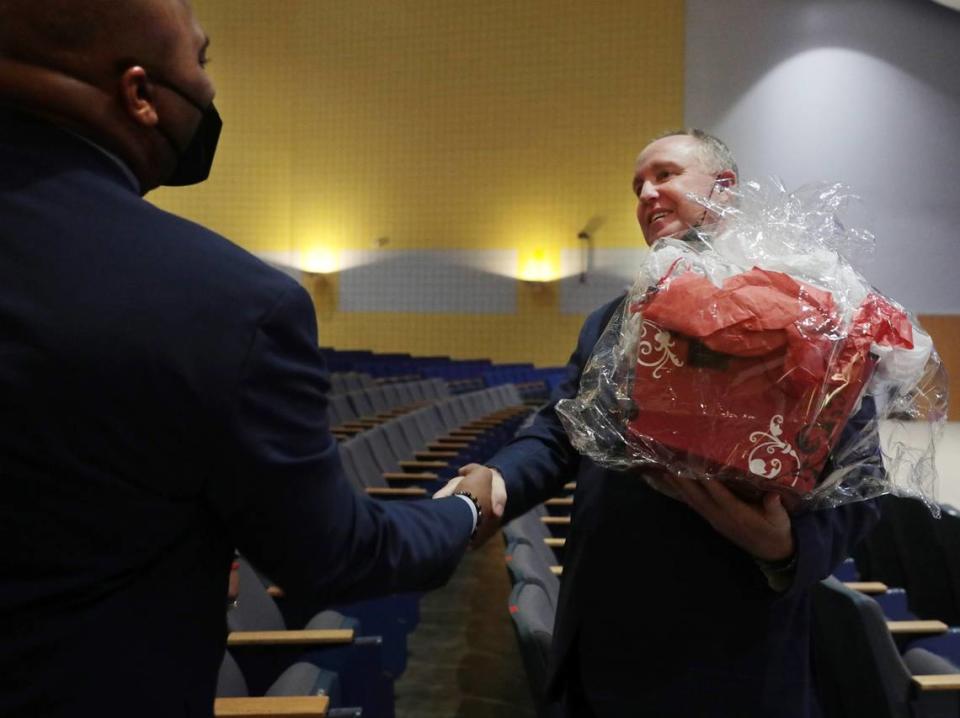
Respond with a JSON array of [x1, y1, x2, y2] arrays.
[[119, 66, 158, 127], [715, 169, 737, 191]]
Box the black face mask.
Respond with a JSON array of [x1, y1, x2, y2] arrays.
[[152, 78, 222, 186]]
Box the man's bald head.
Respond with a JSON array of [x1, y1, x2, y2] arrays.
[[0, 0, 186, 86], [0, 0, 215, 193]]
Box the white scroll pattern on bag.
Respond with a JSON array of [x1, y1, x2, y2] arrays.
[[636, 319, 684, 379], [747, 415, 800, 483]]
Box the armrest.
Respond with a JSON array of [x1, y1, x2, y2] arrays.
[[266, 585, 286, 599], [340, 420, 380, 429], [545, 497, 573, 507], [428, 441, 470, 450], [399, 460, 448, 470], [844, 581, 889, 594], [333, 424, 363, 433], [227, 629, 355, 647], [365, 487, 427, 497], [563, 482, 577, 491], [215, 696, 329, 717], [550, 566, 563, 576], [544, 538, 566, 548], [912, 674, 960, 691], [449, 429, 484, 437], [415, 451, 458, 460], [383, 472, 438, 482], [887, 620, 949, 636], [541, 516, 571, 526]]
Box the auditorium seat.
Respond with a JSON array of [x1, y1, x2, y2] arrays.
[[227, 559, 394, 716], [216, 650, 356, 717], [890, 497, 959, 626], [380, 417, 463, 471], [874, 588, 919, 621], [812, 576, 960, 718], [934, 505, 960, 625], [364, 424, 451, 491], [395, 411, 477, 462], [338, 436, 430, 499], [505, 540, 560, 608], [856, 496, 960, 626], [502, 505, 562, 567], [508, 580, 562, 718], [833, 557, 860, 582]]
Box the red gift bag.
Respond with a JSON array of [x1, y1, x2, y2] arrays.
[[626, 265, 912, 496]]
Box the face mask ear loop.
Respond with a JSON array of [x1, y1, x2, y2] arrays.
[[150, 75, 208, 114], [147, 75, 204, 155]]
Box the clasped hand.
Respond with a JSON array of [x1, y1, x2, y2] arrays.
[[663, 475, 795, 563], [433, 463, 506, 547]]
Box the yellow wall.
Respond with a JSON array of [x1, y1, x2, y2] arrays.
[[150, 0, 685, 366]]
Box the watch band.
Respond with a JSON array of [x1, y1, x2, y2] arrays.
[[454, 489, 483, 540]]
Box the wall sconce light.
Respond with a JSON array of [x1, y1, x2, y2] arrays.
[[300, 248, 340, 276], [518, 248, 559, 283]]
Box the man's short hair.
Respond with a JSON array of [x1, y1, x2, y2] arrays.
[[654, 128, 738, 179]]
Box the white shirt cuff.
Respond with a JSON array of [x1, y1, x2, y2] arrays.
[[454, 493, 478, 534]]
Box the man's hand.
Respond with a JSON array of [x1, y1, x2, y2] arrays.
[[666, 477, 794, 562], [434, 463, 507, 547]]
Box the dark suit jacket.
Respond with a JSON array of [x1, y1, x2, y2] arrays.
[[0, 108, 473, 717], [490, 295, 881, 718]]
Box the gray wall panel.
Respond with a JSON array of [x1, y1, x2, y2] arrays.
[[338, 249, 517, 314], [558, 247, 646, 314], [685, 0, 960, 312]]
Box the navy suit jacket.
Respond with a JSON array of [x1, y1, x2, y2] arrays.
[[490, 295, 881, 717], [0, 108, 473, 717]]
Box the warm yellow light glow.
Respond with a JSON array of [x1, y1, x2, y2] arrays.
[[518, 247, 560, 282], [300, 247, 340, 274]]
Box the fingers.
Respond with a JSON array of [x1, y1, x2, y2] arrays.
[[667, 475, 716, 515], [432, 476, 463, 499], [761, 492, 792, 534], [663, 475, 794, 562], [435, 464, 508, 547], [490, 468, 507, 518]]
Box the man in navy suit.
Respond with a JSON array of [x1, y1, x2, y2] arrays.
[[0, 1, 499, 715], [442, 131, 881, 716]]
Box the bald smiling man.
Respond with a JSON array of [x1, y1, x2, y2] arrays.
[[0, 2, 500, 715]]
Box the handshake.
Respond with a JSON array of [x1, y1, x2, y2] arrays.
[[434, 463, 507, 547]]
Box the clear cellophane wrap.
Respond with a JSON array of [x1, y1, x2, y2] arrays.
[[556, 180, 948, 513]]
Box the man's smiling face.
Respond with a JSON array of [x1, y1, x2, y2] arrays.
[[632, 134, 731, 245]]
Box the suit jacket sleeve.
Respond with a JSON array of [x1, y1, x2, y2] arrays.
[[785, 395, 883, 596], [208, 283, 473, 606], [489, 296, 625, 523]]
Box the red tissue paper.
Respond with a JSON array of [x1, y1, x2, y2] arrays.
[[626, 265, 912, 496]]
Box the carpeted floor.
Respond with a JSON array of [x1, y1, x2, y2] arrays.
[[394, 533, 537, 718]]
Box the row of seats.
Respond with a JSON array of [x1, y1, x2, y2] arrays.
[[340, 385, 531, 497], [215, 384, 535, 717], [331, 367, 565, 404], [854, 496, 960, 626], [327, 379, 451, 439], [322, 346, 565, 399], [814, 576, 960, 718], [503, 500, 572, 716], [501, 494, 960, 718], [329, 372, 377, 394]]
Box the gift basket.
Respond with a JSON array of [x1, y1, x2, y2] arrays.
[[556, 180, 948, 512]]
